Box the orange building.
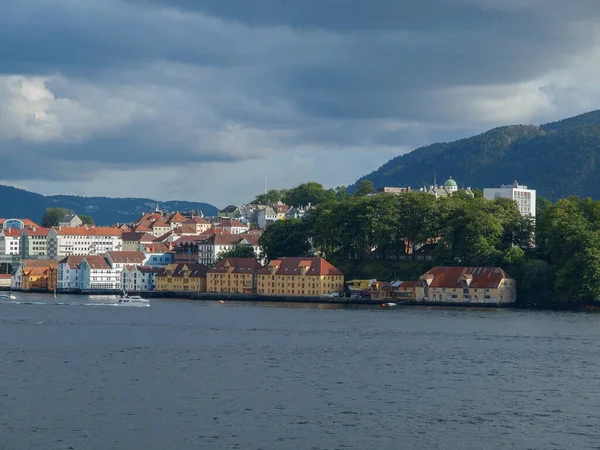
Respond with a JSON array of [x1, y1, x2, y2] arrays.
[[207, 258, 264, 294], [256, 257, 344, 296], [155, 263, 210, 292], [20, 260, 59, 291]]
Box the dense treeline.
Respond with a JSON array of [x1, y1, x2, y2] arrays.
[[257, 184, 600, 305]]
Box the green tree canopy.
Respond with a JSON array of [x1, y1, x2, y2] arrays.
[[79, 215, 95, 226], [258, 219, 313, 261], [282, 182, 336, 207], [354, 180, 375, 197], [41, 208, 70, 227], [252, 189, 284, 205], [215, 244, 256, 264]]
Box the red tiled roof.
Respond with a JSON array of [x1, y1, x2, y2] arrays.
[[422, 266, 511, 289], [168, 212, 186, 224], [0, 274, 11, 279], [143, 243, 171, 253], [23, 227, 52, 236], [88, 227, 122, 237], [137, 265, 162, 274], [156, 263, 209, 278], [134, 224, 152, 232], [3, 229, 23, 237], [257, 257, 343, 276], [122, 232, 156, 242], [20, 260, 59, 269], [209, 258, 264, 274], [58, 255, 87, 268], [106, 251, 146, 264], [83, 256, 112, 270], [217, 217, 247, 228], [57, 227, 89, 236], [152, 217, 169, 228], [184, 217, 210, 225]]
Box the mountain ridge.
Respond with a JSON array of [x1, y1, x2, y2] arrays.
[[353, 110, 600, 201], [0, 185, 218, 225]]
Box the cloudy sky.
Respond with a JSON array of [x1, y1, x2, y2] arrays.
[[2, 0, 600, 207]]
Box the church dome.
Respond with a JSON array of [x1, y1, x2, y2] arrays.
[[444, 177, 458, 187]]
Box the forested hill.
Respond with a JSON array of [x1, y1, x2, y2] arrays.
[[353, 109, 600, 201], [0, 185, 217, 225]]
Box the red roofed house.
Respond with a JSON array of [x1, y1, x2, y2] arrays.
[[155, 263, 210, 292], [215, 218, 249, 235], [257, 257, 344, 296], [207, 258, 264, 294], [150, 217, 170, 237], [416, 266, 516, 304], [183, 216, 212, 234]]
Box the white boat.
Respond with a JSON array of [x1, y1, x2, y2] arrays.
[[118, 292, 150, 306], [0, 292, 17, 300], [382, 302, 397, 307]]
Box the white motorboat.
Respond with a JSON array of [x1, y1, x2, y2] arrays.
[[0, 292, 17, 300], [118, 293, 150, 306], [382, 302, 397, 307]]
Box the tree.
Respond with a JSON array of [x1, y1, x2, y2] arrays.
[[354, 180, 375, 197], [282, 182, 336, 207], [252, 189, 283, 205], [258, 219, 313, 261], [79, 215, 95, 226], [41, 208, 70, 227], [215, 244, 256, 263], [334, 186, 350, 202]]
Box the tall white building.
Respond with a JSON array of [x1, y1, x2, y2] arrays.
[[484, 181, 536, 218]]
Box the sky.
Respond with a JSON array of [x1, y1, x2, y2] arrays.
[[2, 0, 600, 208]]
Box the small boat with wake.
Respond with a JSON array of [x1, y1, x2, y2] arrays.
[[0, 292, 17, 301], [118, 291, 150, 307]]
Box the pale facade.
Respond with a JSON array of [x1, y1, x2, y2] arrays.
[[123, 266, 159, 292], [415, 266, 517, 304], [48, 227, 123, 259], [207, 258, 263, 294], [80, 256, 122, 290], [256, 257, 344, 296], [20, 227, 52, 259], [483, 181, 536, 218]]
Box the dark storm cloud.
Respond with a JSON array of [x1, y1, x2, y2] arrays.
[[0, 0, 599, 202]]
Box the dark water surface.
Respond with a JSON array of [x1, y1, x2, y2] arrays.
[[1, 293, 600, 450]]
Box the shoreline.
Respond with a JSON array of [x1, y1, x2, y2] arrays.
[[5, 288, 600, 311], [6, 288, 517, 308]]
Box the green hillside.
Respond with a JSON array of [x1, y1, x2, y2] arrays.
[[354, 110, 600, 201], [0, 185, 218, 225]]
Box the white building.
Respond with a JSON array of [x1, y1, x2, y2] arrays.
[[57, 256, 86, 290], [123, 266, 160, 292], [104, 251, 147, 270], [484, 181, 536, 218], [48, 227, 123, 259], [20, 227, 52, 259], [80, 256, 122, 290], [0, 228, 22, 258], [257, 207, 277, 229]]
